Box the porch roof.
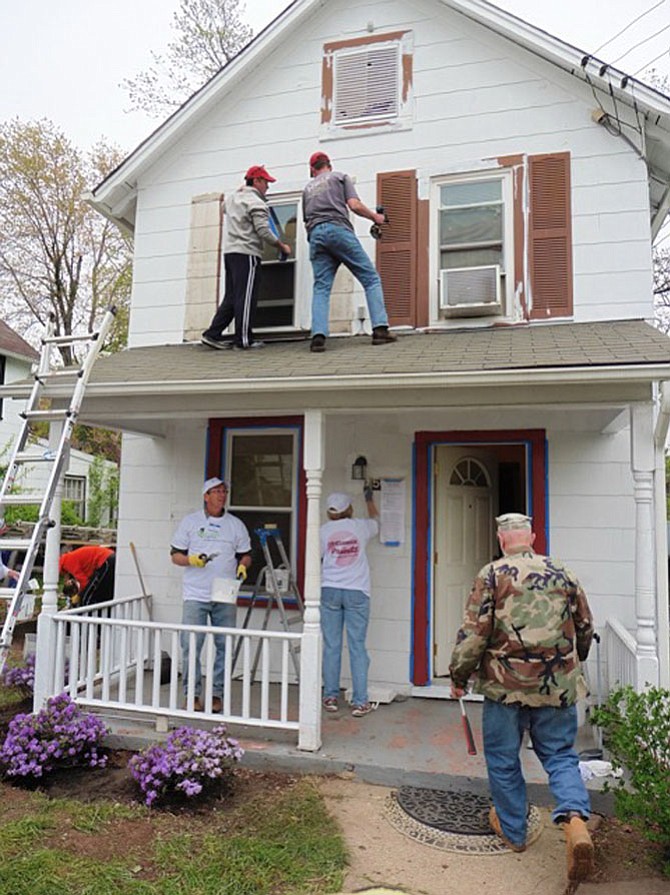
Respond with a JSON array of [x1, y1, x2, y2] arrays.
[[77, 319, 670, 391], [2, 321, 669, 436]]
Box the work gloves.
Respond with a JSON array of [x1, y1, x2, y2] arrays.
[[188, 554, 208, 568], [236, 563, 248, 582]]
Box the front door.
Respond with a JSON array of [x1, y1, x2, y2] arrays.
[[433, 446, 497, 677]]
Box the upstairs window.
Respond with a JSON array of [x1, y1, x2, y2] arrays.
[[256, 199, 300, 329], [321, 31, 413, 137], [432, 172, 513, 320]]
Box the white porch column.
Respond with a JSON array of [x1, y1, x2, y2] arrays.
[[33, 421, 64, 710], [630, 404, 660, 689], [298, 409, 324, 751]]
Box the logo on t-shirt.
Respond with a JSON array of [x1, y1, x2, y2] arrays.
[[327, 532, 360, 566]]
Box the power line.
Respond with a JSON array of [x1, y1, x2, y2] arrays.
[[633, 45, 670, 75], [610, 20, 670, 65], [593, 0, 666, 55]]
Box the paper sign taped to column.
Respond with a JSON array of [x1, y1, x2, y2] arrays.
[[380, 478, 405, 546]]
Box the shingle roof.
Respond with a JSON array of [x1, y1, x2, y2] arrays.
[[88, 320, 670, 389], [0, 320, 39, 362]]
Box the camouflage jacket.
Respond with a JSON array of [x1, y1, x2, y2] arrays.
[[449, 548, 594, 707]]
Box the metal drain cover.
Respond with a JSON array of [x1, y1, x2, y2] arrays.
[[396, 787, 491, 835]]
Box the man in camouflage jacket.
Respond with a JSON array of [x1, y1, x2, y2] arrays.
[[449, 513, 595, 881]]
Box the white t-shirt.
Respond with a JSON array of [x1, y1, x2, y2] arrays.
[[171, 509, 251, 602], [320, 518, 379, 596]]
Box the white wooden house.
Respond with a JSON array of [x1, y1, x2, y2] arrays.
[[10, 0, 670, 750]]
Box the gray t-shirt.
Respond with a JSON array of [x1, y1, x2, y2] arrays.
[[302, 170, 359, 234]]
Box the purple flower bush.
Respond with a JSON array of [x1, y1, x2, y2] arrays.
[[0, 692, 108, 779], [1, 654, 35, 695], [129, 724, 244, 807]]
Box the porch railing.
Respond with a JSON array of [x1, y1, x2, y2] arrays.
[[50, 594, 300, 731], [604, 618, 637, 692]]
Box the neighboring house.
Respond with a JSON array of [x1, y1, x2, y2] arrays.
[[0, 320, 39, 459], [0, 319, 117, 526], [8, 0, 670, 750]]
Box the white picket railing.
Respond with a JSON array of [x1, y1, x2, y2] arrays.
[[605, 618, 637, 692], [50, 594, 300, 731]]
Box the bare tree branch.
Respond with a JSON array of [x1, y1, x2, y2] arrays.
[[122, 0, 253, 118], [0, 119, 133, 363]]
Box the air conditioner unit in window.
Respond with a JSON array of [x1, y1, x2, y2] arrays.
[[440, 264, 503, 317]]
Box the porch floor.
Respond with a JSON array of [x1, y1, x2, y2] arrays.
[[101, 683, 609, 810]]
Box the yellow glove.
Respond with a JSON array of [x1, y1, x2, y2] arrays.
[[236, 563, 248, 582], [188, 554, 208, 568]]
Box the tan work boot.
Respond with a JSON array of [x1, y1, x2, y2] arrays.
[[488, 806, 526, 852], [563, 815, 594, 880]]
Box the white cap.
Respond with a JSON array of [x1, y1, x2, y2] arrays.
[[496, 512, 532, 531], [326, 492, 352, 513], [203, 477, 228, 495]]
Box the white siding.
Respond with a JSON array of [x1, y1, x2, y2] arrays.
[[126, 0, 654, 347]]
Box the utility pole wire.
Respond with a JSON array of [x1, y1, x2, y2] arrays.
[[633, 45, 670, 75], [610, 20, 670, 65], [593, 0, 665, 55]]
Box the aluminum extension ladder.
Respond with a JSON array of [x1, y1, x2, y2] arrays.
[[232, 525, 304, 681], [0, 307, 117, 674]]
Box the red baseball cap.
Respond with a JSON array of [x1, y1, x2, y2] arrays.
[[309, 151, 331, 170], [245, 165, 276, 182]]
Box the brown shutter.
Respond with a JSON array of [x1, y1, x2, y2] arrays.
[[528, 152, 573, 319], [376, 170, 417, 327]]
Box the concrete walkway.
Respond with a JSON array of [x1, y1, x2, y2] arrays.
[[316, 777, 670, 895]]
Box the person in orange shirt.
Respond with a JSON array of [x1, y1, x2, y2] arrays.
[[59, 544, 115, 606]]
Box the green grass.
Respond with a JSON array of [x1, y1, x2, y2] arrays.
[[0, 777, 347, 895], [0, 683, 30, 710]]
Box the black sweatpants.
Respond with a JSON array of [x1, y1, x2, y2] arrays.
[[80, 554, 116, 607], [204, 252, 261, 348]]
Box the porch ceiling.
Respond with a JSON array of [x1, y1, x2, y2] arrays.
[[2, 320, 669, 435]]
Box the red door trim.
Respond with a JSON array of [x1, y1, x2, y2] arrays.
[[412, 429, 547, 686]]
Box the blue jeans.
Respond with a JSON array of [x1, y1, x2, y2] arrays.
[[309, 223, 389, 337], [321, 586, 370, 706], [181, 600, 237, 698], [483, 699, 590, 847]]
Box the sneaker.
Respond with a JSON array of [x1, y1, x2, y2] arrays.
[[371, 326, 398, 345], [564, 815, 594, 880], [310, 334, 326, 353], [323, 697, 339, 712], [488, 806, 526, 852], [201, 334, 232, 350], [235, 340, 265, 350], [351, 702, 376, 717]]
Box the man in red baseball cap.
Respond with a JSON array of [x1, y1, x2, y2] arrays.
[[302, 152, 397, 353], [201, 165, 291, 351]]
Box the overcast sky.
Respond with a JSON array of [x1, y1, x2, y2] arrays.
[[1, 0, 668, 151]]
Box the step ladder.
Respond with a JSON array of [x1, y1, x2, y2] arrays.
[[232, 525, 304, 682], [0, 307, 117, 675]]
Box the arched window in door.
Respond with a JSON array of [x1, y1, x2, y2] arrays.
[[449, 457, 490, 488]]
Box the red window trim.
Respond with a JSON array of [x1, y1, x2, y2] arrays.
[[207, 416, 307, 597], [412, 428, 547, 686]]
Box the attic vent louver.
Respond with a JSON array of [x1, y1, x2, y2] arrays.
[[334, 44, 400, 124]]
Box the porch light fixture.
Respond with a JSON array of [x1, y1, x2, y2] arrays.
[[352, 455, 368, 481]]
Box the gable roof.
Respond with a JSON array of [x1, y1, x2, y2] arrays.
[[89, 0, 670, 236], [0, 319, 39, 363]]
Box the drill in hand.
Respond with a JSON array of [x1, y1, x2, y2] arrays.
[[370, 206, 389, 240]]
